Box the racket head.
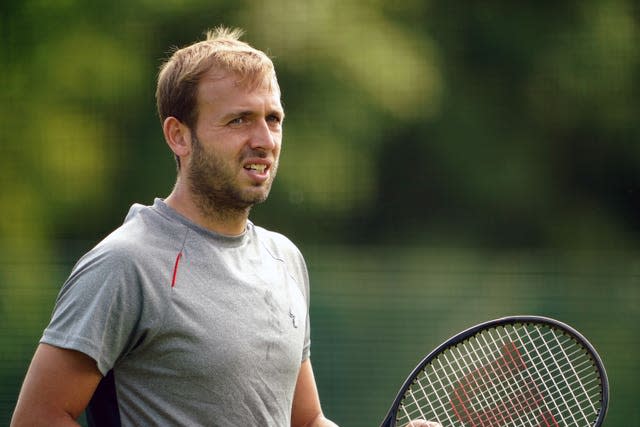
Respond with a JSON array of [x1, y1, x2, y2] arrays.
[[381, 315, 609, 427]]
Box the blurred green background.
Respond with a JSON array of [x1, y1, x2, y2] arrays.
[[1, 1, 638, 425]]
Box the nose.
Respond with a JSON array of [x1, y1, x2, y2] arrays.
[[249, 118, 278, 151]]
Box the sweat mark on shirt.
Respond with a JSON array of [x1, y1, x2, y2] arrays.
[[264, 289, 287, 361]]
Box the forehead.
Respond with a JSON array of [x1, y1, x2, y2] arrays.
[[197, 69, 282, 111]]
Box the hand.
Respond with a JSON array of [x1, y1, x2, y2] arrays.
[[405, 421, 442, 427]]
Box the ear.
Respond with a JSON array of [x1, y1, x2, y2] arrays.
[[163, 116, 192, 160]]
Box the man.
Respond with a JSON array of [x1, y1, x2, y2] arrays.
[[11, 27, 338, 426]]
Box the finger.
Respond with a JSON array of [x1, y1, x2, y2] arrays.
[[406, 420, 442, 427]]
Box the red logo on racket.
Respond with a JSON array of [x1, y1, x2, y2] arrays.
[[449, 341, 558, 427]]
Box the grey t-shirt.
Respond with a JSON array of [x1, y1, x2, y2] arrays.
[[41, 199, 311, 426]]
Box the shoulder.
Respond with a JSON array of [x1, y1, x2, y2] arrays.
[[251, 224, 303, 261], [94, 202, 186, 258], [66, 202, 186, 291], [250, 224, 310, 290]]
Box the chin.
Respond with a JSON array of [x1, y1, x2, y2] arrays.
[[247, 193, 270, 205], [245, 185, 272, 204]]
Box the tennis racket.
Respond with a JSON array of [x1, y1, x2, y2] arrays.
[[381, 316, 608, 427]]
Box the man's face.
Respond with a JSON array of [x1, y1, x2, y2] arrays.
[[186, 70, 284, 215]]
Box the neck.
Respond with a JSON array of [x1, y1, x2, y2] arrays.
[[165, 181, 250, 236]]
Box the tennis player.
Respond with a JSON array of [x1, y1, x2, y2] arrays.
[[11, 27, 339, 427]]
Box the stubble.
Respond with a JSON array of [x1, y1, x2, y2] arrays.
[[187, 135, 277, 221]]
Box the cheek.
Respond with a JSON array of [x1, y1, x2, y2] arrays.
[[273, 135, 283, 153]]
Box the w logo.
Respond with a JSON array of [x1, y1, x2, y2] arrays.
[[449, 341, 558, 427]]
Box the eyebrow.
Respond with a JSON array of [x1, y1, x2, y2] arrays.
[[222, 109, 285, 121]]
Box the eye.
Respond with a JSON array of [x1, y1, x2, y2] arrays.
[[267, 114, 283, 125], [228, 116, 246, 125]]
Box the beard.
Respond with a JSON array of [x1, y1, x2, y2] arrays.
[[187, 135, 277, 220]]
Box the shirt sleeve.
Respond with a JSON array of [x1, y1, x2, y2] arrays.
[[41, 241, 147, 375]]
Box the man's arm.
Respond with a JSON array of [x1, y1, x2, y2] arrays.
[[11, 343, 102, 427], [291, 359, 339, 427]]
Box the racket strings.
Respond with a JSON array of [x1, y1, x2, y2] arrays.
[[517, 326, 597, 425], [501, 328, 573, 426], [404, 331, 596, 427], [456, 333, 543, 427], [406, 337, 545, 426], [396, 323, 603, 427]]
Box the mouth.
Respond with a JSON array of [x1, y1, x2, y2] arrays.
[[244, 163, 268, 173], [242, 160, 273, 184]]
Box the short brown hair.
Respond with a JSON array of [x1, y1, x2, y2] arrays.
[[156, 26, 277, 131]]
